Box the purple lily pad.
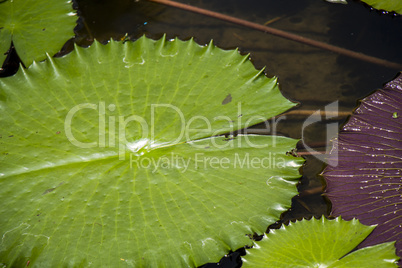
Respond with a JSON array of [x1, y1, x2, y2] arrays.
[[323, 73, 402, 264]]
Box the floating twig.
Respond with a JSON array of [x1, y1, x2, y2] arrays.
[[263, 16, 283, 26]]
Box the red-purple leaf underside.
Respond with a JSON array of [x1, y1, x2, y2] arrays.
[[324, 73, 402, 264]]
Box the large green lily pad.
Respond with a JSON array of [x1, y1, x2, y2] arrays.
[[0, 36, 304, 267], [0, 0, 76, 68], [243, 217, 399, 267]]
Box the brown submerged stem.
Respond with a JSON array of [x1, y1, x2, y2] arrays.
[[297, 151, 327, 156], [283, 110, 351, 117], [147, 0, 402, 70]]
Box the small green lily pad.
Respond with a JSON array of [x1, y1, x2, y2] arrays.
[[0, 0, 76, 67], [360, 0, 402, 14], [243, 217, 399, 267]]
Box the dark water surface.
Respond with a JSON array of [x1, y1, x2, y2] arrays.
[[69, 0, 401, 266]]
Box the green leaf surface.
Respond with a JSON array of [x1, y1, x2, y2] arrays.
[[360, 0, 402, 14], [0, 0, 76, 67], [243, 217, 399, 267], [0, 36, 303, 267]]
